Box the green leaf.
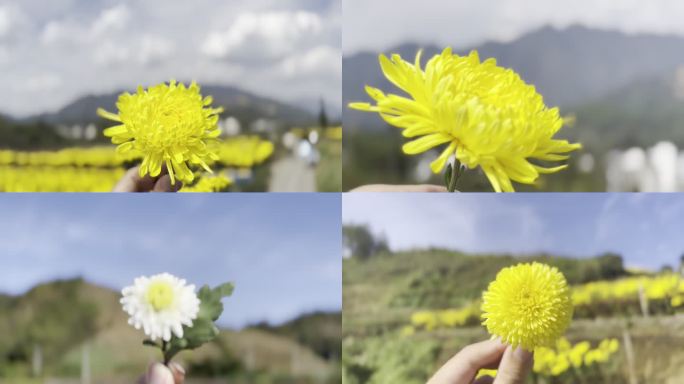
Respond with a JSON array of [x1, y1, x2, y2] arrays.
[[444, 163, 453, 189], [214, 282, 235, 298], [162, 281, 234, 363], [169, 318, 218, 351], [197, 282, 235, 321]]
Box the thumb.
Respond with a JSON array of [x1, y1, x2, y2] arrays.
[[146, 363, 175, 384], [493, 346, 533, 384]]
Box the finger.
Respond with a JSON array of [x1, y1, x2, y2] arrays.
[[493, 347, 533, 384], [427, 339, 507, 384], [350, 184, 448, 192], [112, 167, 142, 192], [113, 166, 158, 192], [152, 174, 181, 192], [473, 376, 495, 384], [145, 362, 175, 384], [169, 362, 186, 384]]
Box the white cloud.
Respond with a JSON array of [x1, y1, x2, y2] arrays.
[[0, 0, 340, 117], [343, 0, 684, 53], [40, 20, 85, 46], [201, 11, 322, 62], [0, 6, 11, 38], [92, 40, 130, 66], [25, 73, 62, 92], [279, 45, 340, 77], [137, 35, 176, 65], [0, 4, 29, 40], [91, 4, 130, 37]]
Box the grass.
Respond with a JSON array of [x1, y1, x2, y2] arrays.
[[342, 249, 676, 383], [0, 279, 340, 382], [343, 249, 626, 335], [316, 139, 342, 192]]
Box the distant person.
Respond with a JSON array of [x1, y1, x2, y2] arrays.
[[428, 339, 532, 384]]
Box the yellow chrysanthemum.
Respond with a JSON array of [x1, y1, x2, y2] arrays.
[[97, 80, 223, 184], [349, 48, 581, 192], [482, 262, 573, 350]]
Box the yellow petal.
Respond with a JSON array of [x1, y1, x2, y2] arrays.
[[148, 155, 162, 177], [429, 142, 458, 173], [96, 108, 122, 122], [103, 125, 127, 137], [402, 133, 452, 155]]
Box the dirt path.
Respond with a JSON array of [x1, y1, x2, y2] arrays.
[[268, 155, 316, 192]]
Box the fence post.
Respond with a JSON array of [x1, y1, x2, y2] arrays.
[[31, 344, 42, 377], [622, 325, 638, 384], [81, 342, 91, 384]]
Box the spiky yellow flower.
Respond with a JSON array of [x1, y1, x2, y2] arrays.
[[482, 262, 573, 350], [349, 48, 581, 192], [98, 80, 223, 184]]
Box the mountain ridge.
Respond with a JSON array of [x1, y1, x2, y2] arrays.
[[16, 83, 316, 128], [343, 24, 684, 130]]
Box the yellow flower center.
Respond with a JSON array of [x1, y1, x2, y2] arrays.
[[146, 281, 175, 311]]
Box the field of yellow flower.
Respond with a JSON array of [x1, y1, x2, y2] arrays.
[[0, 136, 274, 192], [343, 250, 684, 384]]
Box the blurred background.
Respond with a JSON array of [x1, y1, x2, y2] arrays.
[[0, 0, 341, 192], [343, 0, 684, 191], [0, 194, 342, 383], [343, 193, 684, 383]]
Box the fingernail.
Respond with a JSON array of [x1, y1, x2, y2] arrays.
[[147, 363, 174, 384]]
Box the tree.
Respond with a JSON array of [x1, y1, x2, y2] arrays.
[[343, 225, 389, 260], [318, 98, 329, 129]]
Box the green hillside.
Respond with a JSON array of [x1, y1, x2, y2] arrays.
[[343, 249, 625, 335], [568, 70, 684, 152], [343, 249, 684, 384], [252, 311, 342, 361], [0, 279, 341, 383]]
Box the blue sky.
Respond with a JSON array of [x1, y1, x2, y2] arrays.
[[343, 0, 684, 53], [0, 193, 341, 328], [343, 193, 684, 270], [0, 0, 340, 117]]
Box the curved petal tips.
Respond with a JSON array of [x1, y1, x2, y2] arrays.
[[348, 102, 372, 111], [96, 108, 121, 122]]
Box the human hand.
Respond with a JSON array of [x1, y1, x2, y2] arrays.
[[113, 166, 182, 192], [427, 339, 533, 384], [138, 362, 185, 384], [350, 184, 448, 192]]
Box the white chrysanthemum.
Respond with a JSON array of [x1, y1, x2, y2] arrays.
[[121, 273, 201, 342]]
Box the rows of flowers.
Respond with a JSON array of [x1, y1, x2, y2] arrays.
[[0, 137, 273, 169], [407, 272, 684, 332], [0, 136, 273, 192], [0, 166, 126, 192], [476, 337, 620, 380]]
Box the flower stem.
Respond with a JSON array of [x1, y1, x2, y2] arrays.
[[447, 159, 462, 192], [162, 340, 170, 365]]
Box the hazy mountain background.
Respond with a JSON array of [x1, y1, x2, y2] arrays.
[[344, 25, 684, 141], [18, 84, 316, 128], [0, 278, 341, 382], [343, 25, 684, 190]]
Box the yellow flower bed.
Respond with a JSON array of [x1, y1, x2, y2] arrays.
[[0, 166, 125, 192], [407, 273, 684, 334], [0, 136, 274, 192], [476, 338, 620, 378], [572, 273, 684, 307]]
